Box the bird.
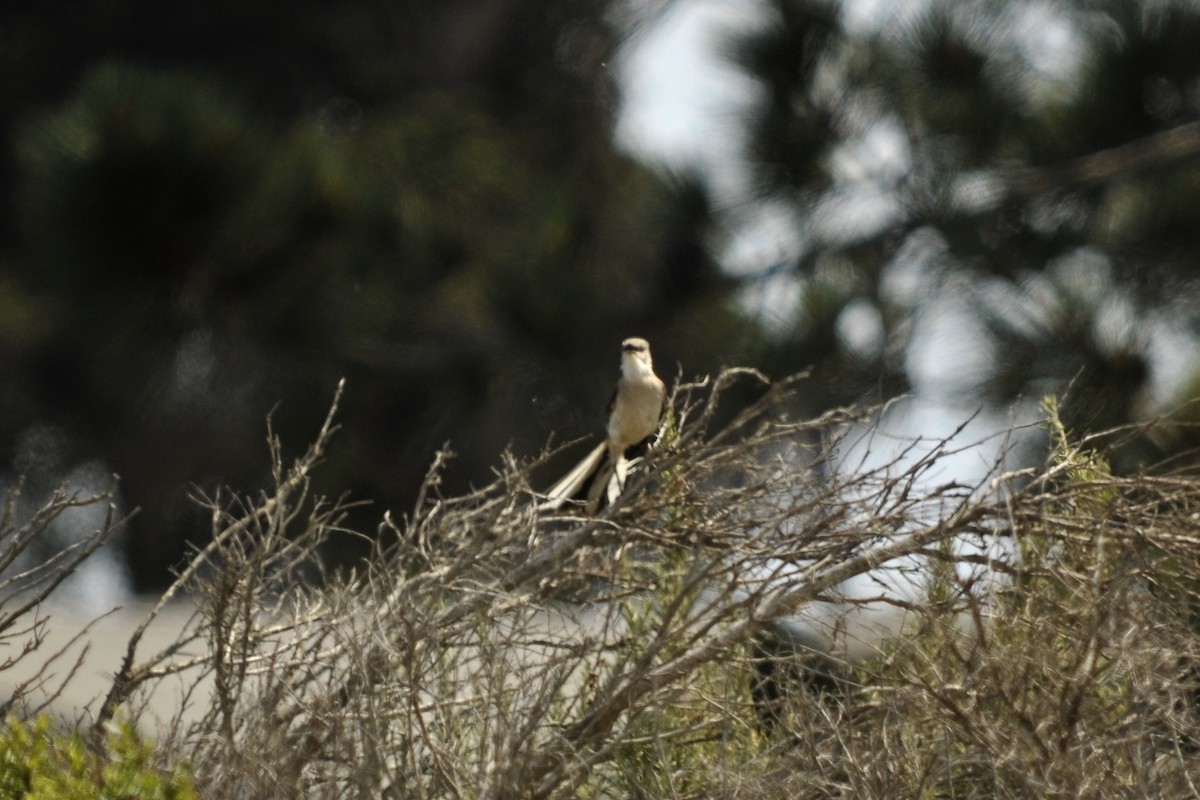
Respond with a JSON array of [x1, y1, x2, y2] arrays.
[[539, 337, 667, 515]]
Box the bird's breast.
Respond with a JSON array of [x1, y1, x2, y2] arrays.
[[608, 378, 665, 449]]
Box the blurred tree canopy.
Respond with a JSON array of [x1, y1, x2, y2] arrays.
[[725, 0, 1200, 467], [7, 0, 1200, 588], [0, 0, 735, 586]]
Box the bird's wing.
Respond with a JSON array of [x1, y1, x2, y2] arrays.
[[538, 441, 608, 512]]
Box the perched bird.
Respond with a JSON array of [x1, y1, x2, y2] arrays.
[[540, 337, 667, 514]]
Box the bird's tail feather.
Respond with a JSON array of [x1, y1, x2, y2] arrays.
[[539, 444, 652, 515], [538, 442, 607, 513]]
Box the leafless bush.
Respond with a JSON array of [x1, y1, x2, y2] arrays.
[[79, 370, 1012, 798], [0, 477, 128, 718], [750, 403, 1200, 799], [8, 373, 1200, 798]]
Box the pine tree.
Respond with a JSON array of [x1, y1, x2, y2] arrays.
[[727, 0, 1200, 466]]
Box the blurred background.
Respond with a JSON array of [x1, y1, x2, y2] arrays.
[[3, 0, 1200, 598]]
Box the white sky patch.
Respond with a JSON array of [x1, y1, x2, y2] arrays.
[[840, 0, 934, 36], [949, 170, 1006, 214], [735, 269, 806, 338], [829, 117, 912, 185], [719, 198, 804, 276], [904, 287, 996, 398], [837, 297, 885, 359], [982, 0, 1088, 113], [1145, 315, 1200, 409], [880, 228, 950, 309], [1092, 293, 1140, 355], [614, 0, 769, 200], [810, 184, 905, 246], [721, 199, 809, 335], [1046, 246, 1112, 306]]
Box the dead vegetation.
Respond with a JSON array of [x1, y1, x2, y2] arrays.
[[5, 373, 1200, 798]]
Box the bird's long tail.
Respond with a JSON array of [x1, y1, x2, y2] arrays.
[[538, 442, 608, 513], [539, 440, 652, 515]]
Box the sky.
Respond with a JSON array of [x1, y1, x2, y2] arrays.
[[614, 0, 767, 194], [614, 0, 817, 336]]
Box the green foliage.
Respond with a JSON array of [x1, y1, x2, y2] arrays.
[[0, 716, 194, 799]]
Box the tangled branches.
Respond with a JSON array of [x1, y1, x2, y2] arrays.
[[5, 372, 1200, 798]]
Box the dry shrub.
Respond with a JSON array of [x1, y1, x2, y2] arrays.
[[0, 478, 128, 718], [5, 375, 1200, 798], [754, 401, 1200, 799]]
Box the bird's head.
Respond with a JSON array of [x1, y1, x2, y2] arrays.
[[620, 337, 655, 377]]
